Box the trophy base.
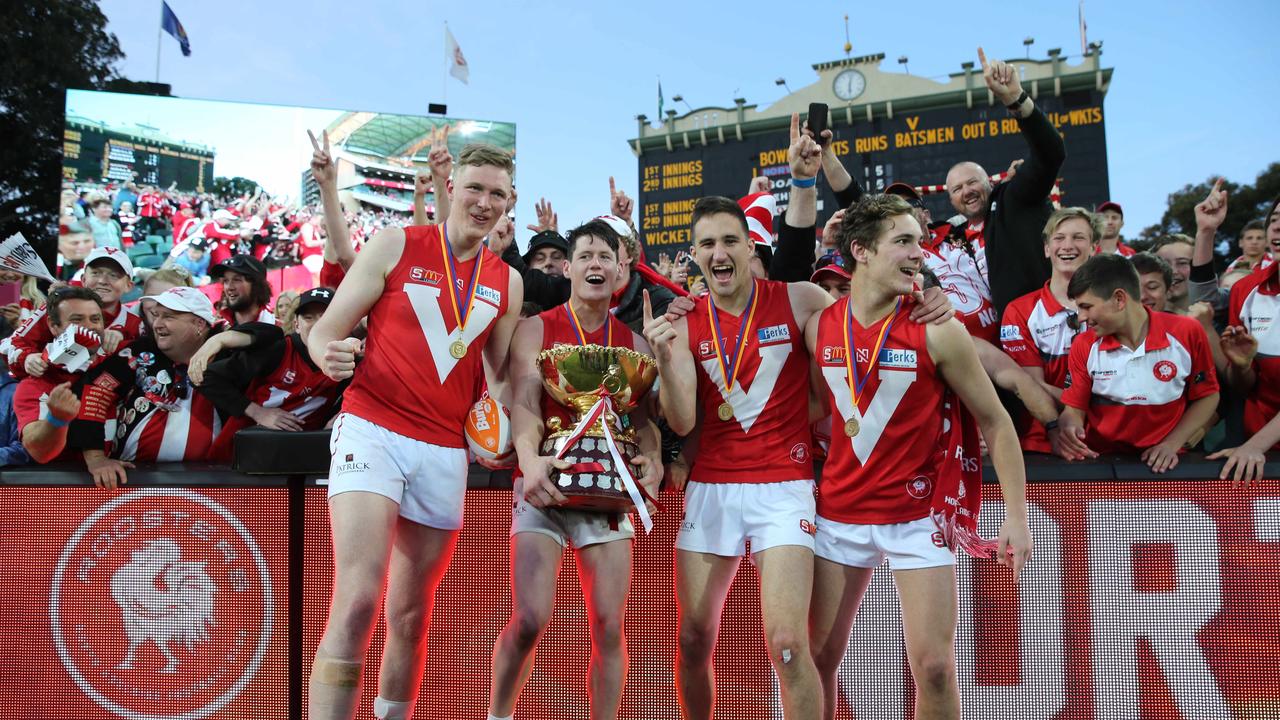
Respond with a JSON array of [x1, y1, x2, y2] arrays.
[[542, 435, 639, 513]]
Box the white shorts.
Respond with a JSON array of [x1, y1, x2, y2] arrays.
[[326, 413, 469, 530], [511, 476, 634, 549], [675, 479, 816, 557], [814, 515, 955, 571]]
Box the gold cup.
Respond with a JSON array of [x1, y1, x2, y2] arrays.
[[537, 344, 657, 511]]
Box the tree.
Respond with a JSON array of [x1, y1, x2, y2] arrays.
[[0, 1, 125, 263], [212, 177, 263, 201], [1140, 163, 1280, 253]]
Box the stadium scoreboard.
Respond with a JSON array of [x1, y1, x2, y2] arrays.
[[636, 87, 1109, 261], [63, 117, 215, 192]]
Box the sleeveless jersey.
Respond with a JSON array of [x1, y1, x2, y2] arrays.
[[815, 296, 947, 524], [343, 223, 511, 446], [536, 303, 640, 435], [1230, 261, 1280, 446], [686, 279, 812, 484]]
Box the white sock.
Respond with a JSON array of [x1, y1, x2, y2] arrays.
[[487, 714, 513, 720], [373, 696, 413, 719]]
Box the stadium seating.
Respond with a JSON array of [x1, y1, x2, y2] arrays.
[[132, 254, 165, 269]]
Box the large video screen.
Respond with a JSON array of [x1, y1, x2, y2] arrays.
[[61, 89, 516, 242]]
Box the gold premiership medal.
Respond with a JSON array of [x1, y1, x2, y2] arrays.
[[449, 340, 467, 359], [844, 417, 860, 437], [717, 402, 734, 421]]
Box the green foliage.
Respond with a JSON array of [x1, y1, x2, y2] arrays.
[[211, 177, 263, 201], [1140, 163, 1280, 248], [0, 1, 125, 261]]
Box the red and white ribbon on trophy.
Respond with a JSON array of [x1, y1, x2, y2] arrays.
[[551, 391, 656, 533]]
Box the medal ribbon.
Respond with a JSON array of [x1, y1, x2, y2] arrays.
[[565, 301, 612, 348], [707, 279, 758, 397], [440, 222, 484, 336], [843, 296, 902, 412]]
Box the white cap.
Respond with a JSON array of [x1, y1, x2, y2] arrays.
[[84, 246, 134, 278], [595, 214, 634, 240], [142, 286, 217, 325], [212, 209, 236, 223]]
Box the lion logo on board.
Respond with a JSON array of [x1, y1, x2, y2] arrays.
[[51, 489, 273, 720]]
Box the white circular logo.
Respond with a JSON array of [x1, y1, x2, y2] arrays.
[[50, 489, 273, 720]]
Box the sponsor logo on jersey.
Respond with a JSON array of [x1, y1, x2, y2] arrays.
[[698, 341, 714, 358], [757, 323, 790, 344], [821, 346, 846, 363], [1000, 324, 1023, 342], [799, 519, 816, 536], [1090, 368, 1118, 379], [931, 530, 947, 548], [905, 476, 933, 500], [282, 369, 296, 385], [50, 490, 272, 720], [878, 348, 917, 369], [1153, 359, 1177, 382], [855, 348, 870, 363], [789, 442, 809, 464], [475, 284, 502, 306], [408, 266, 443, 285]]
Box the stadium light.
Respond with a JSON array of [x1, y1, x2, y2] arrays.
[[1023, 36, 1035, 58], [898, 56, 910, 74], [672, 94, 693, 112], [775, 77, 792, 94]]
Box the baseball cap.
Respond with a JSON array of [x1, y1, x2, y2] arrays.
[[84, 246, 135, 278], [884, 182, 924, 208], [1097, 201, 1123, 216], [811, 252, 851, 283], [213, 209, 236, 223], [295, 286, 335, 313], [522, 230, 569, 261], [143, 286, 217, 325], [211, 254, 267, 281]]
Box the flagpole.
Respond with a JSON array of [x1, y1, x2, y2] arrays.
[[155, 1, 163, 82], [442, 21, 448, 112]]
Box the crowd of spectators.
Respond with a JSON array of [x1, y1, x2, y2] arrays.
[[1, 109, 1276, 489]]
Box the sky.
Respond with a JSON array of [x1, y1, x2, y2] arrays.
[[97, 0, 1279, 247]]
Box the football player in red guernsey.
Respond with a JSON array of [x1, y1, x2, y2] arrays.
[[488, 219, 662, 720], [644, 190, 836, 718], [305, 142, 523, 720], [806, 194, 1032, 720]]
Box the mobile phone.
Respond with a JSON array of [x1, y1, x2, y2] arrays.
[[807, 103, 829, 145]]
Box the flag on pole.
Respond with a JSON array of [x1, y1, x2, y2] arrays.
[[1078, 0, 1088, 54], [657, 81, 664, 119], [160, 1, 191, 57], [445, 26, 469, 85]]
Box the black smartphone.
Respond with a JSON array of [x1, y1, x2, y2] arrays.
[[807, 102, 829, 145]]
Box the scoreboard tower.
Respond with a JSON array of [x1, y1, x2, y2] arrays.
[[630, 49, 1113, 262]]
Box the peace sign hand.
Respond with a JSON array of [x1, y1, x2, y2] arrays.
[[428, 125, 453, 179], [307, 129, 336, 187], [977, 47, 1024, 106]]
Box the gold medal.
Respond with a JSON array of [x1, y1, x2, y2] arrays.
[[449, 340, 467, 359], [844, 417, 860, 437], [717, 402, 734, 421]]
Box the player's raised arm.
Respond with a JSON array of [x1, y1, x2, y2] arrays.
[[642, 289, 697, 436]]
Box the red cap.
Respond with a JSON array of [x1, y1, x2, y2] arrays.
[[1097, 201, 1123, 216]]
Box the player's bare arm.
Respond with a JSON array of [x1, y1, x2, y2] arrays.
[[482, 270, 525, 396], [642, 290, 697, 436], [1142, 391, 1218, 473], [307, 226, 404, 379], [509, 315, 568, 509], [928, 317, 1033, 575]]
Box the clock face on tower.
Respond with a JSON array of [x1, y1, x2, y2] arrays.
[[833, 69, 866, 101]]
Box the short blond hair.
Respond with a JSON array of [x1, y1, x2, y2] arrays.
[[1042, 206, 1103, 245], [457, 143, 514, 176]]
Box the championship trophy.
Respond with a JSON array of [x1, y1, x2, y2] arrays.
[[537, 344, 658, 528]]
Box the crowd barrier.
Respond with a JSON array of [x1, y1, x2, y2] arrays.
[[1, 433, 1276, 719]]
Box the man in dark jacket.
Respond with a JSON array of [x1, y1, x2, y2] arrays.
[[944, 47, 1066, 316]]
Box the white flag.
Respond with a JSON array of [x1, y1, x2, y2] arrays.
[[445, 26, 469, 85], [0, 232, 55, 283]]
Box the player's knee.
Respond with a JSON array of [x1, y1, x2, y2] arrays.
[[383, 602, 429, 642], [765, 627, 809, 674], [677, 620, 717, 663], [912, 653, 956, 695], [326, 593, 382, 648], [590, 612, 625, 651], [510, 606, 551, 649], [810, 641, 843, 677]]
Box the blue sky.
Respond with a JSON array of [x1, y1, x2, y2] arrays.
[[99, 0, 1278, 245]]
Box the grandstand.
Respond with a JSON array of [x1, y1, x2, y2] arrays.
[[300, 112, 517, 218]]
